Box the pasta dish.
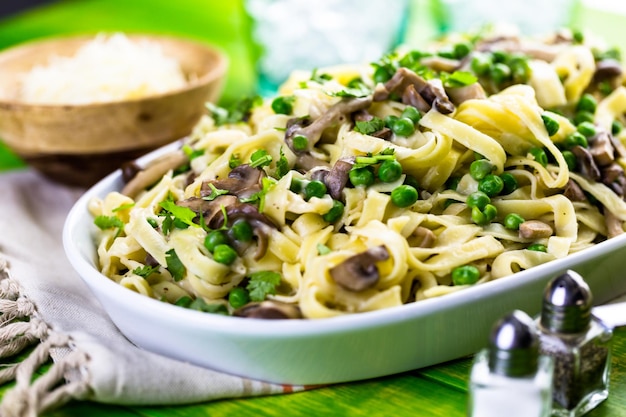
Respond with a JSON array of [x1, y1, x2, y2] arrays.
[[89, 28, 626, 319]]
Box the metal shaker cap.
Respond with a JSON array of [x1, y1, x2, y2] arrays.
[[488, 310, 539, 377], [540, 270, 592, 334]]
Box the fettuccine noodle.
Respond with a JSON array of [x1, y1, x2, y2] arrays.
[[90, 28, 626, 319]]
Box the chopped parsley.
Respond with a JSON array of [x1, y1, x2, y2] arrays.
[[132, 265, 160, 278], [165, 249, 186, 282], [94, 215, 124, 237], [159, 200, 198, 230], [206, 96, 262, 126], [246, 271, 281, 302], [317, 243, 332, 255], [329, 78, 371, 98], [203, 183, 229, 201], [310, 68, 333, 84], [187, 298, 229, 315], [240, 177, 276, 212], [354, 117, 385, 135], [249, 149, 273, 168], [441, 71, 478, 88], [229, 153, 242, 169], [182, 144, 205, 160], [112, 203, 135, 213]]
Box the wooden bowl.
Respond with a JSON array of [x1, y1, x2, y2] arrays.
[[0, 34, 227, 186]]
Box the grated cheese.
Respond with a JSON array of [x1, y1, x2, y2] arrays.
[[19, 33, 188, 105]]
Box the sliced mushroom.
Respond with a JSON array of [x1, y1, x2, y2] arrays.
[[410, 226, 436, 248], [329, 246, 390, 292], [571, 145, 601, 181], [422, 79, 456, 114], [201, 164, 265, 200], [121, 150, 188, 198], [177, 195, 276, 260], [286, 96, 373, 151], [601, 163, 626, 196], [324, 157, 355, 200], [445, 83, 487, 105], [402, 84, 432, 113], [420, 56, 461, 73], [519, 220, 553, 240], [233, 301, 302, 319], [589, 130, 615, 167], [563, 179, 587, 202], [594, 59, 623, 82]]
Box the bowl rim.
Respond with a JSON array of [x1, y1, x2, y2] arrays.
[[62, 141, 626, 336], [0, 32, 229, 108]]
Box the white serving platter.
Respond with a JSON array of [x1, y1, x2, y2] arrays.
[[63, 142, 626, 385]]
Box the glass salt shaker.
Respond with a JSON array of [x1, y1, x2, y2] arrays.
[[537, 270, 612, 417], [468, 310, 553, 417]]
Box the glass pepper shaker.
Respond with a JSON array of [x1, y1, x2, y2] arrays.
[[537, 270, 612, 416], [468, 310, 553, 417]]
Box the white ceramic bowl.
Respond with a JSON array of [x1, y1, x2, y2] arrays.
[[63, 143, 626, 385]]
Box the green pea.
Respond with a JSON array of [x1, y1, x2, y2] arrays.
[[349, 167, 375, 187], [576, 121, 597, 138], [564, 132, 588, 148], [401, 106, 422, 124], [453, 42, 472, 59], [576, 93, 597, 114], [391, 185, 419, 208], [466, 191, 490, 210], [527, 243, 547, 252], [231, 219, 253, 242], [492, 51, 508, 63], [528, 147, 548, 167], [228, 287, 250, 308], [504, 213, 525, 230], [471, 204, 497, 225], [271, 96, 294, 115], [490, 63, 511, 84], [471, 53, 492, 76], [483, 204, 498, 222], [451, 265, 481, 286], [599, 80, 613, 96], [323, 200, 345, 223], [573, 110, 595, 126], [478, 174, 504, 197], [562, 150, 577, 171], [213, 244, 238, 265], [373, 66, 393, 84], [384, 114, 399, 129], [378, 159, 403, 183], [500, 172, 518, 195], [292, 135, 309, 151], [541, 114, 560, 136], [508, 56, 531, 83], [290, 177, 305, 193], [572, 29, 584, 44], [469, 159, 494, 181], [304, 180, 327, 200], [204, 230, 228, 253], [612, 120, 623, 135], [391, 117, 416, 137]]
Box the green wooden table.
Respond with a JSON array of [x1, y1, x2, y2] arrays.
[[1, 1, 626, 416]]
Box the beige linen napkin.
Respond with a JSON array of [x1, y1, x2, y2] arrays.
[[0, 169, 307, 417]]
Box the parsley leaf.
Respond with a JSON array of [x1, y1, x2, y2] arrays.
[[112, 203, 135, 212], [182, 144, 205, 160], [329, 78, 371, 98], [206, 96, 262, 126], [246, 271, 281, 302], [159, 200, 198, 228], [94, 215, 124, 237], [354, 117, 385, 135], [229, 153, 242, 169], [187, 298, 229, 315], [310, 68, 333, 83], [165, 249, 186, 282], [240, 177, 276, 212], [203, 183, 229, 201], [317, 243, 332, 255], [249, 149, 273, 168], [441, 71, 478, 88], [133, 265, 160, 278]]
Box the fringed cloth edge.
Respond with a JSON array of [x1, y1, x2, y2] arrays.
[[0, 258, 91, 417]]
